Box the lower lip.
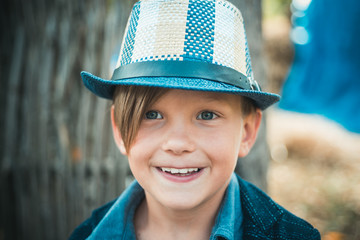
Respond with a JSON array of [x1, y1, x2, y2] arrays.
[[156, 168, 204, 183]]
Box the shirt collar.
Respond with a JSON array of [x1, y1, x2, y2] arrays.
[[210, 173, 243, 240], [88, 173, 242, 240], [87, 180, 144, 240]]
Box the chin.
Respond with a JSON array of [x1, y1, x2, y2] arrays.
[[159, 194, 205, 211], [165, 201, 202, 212]]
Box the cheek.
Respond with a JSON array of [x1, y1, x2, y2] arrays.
[[127, 131, 160, 170], [126, 154, 149, 188], [200, 130, 240, 168], [210, 123, 243, 149], [126, 140, 148, 174]]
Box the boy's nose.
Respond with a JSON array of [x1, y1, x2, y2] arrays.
[[161, 124, 196, 155]]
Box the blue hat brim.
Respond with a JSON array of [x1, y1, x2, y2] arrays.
[[81, 71, 280, 110]]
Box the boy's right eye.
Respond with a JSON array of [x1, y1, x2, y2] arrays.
[[144, 110, 163, 119]]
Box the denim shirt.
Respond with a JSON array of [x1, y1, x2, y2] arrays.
[[70, 173, 320, 240], [86, 173, 243, 240]]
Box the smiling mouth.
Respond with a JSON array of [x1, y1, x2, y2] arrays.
[[158, 167, 202, 177]]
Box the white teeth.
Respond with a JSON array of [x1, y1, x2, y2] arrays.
[[171, 168, 179, 174], [162, 167, 171, 172], [161, 167, 199, 174]]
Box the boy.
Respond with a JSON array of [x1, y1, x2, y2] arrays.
[[70, 0, 320, 239]]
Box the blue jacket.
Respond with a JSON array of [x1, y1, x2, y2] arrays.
[[69, 174, 320, 239]]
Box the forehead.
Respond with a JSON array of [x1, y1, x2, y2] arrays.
[[155, 89, 243, 107]]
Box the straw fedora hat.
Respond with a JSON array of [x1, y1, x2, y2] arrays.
[[81, 0, 280, 110]]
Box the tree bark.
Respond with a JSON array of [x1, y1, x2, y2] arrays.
[[230, 0, 270, 191], [0, 1, 136, 239], [0, 0, 269, 239]]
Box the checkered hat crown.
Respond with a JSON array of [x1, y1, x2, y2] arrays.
[[118, 0, 253, 81], [81, 0, 280, 109]]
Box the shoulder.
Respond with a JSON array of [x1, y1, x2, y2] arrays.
[[68, 181, 144, 239], [236, 175, 320, 240], [68, 199, 117, 240]]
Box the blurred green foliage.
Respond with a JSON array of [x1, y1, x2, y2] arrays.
[[263, 0, 292, 18]]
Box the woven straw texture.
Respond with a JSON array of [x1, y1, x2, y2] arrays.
[[81, 0, 280, 109], [117, 0, 253, 81]]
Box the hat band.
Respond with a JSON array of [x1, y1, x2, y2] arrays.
[[111, 61, 259, 91]]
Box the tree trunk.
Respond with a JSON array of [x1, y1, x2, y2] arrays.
[[0, 0, 269, 239], [231, 0, 270, 191], [0, 1, 136, 239]]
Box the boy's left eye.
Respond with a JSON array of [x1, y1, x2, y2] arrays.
[[197, 111, 218, 120]]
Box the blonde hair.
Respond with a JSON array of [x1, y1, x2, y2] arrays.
[[113, 86, 257, 151], [113, 86, 169, 151]]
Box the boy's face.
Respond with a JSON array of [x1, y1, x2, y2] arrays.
[[112, 89, 261, 212]]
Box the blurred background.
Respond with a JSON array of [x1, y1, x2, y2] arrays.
[[1, 0, 359, 239], [264, 0, 360, 239]]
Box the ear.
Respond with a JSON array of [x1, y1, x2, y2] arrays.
[[238, 109, 262, 158], [111, 105, 128, 155]]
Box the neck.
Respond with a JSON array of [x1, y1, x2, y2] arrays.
[[134, 187, 227, 240]]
